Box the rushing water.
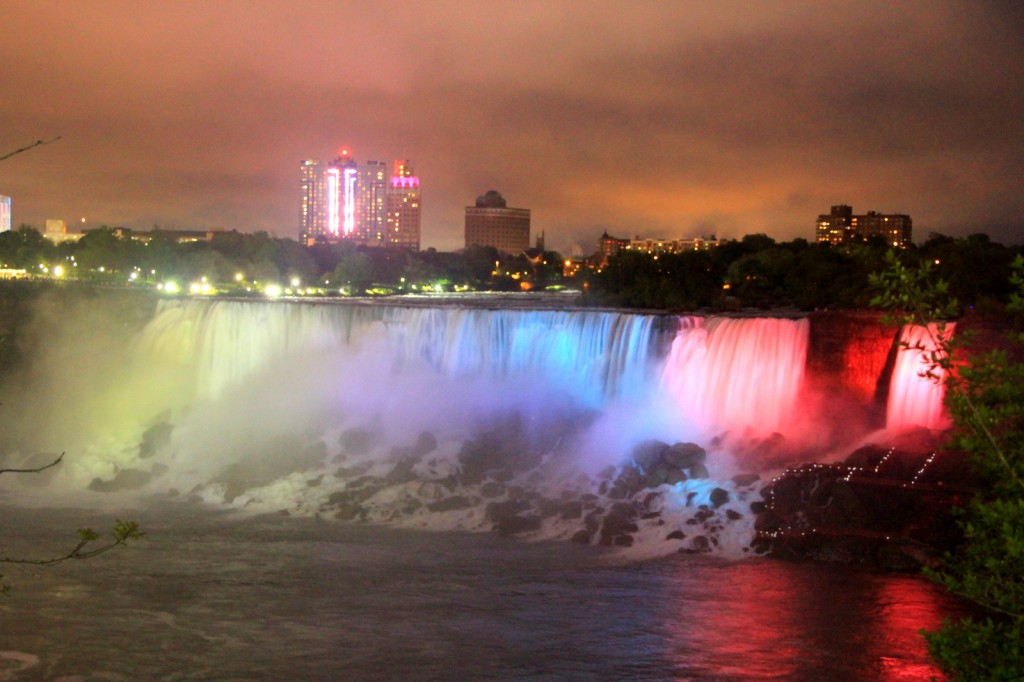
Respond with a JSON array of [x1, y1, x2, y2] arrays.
[[0, 502, 958, 681], [0, 296, 962, 679]]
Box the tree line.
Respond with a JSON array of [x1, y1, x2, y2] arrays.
[[2, 224, 1021, 310], [587, 232, 1024, 311]]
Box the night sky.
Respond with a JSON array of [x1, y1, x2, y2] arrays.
[[2, 1, 1021, 252]]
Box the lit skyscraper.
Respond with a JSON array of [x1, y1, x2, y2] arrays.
[[326, 151, 358, 239], [0, 195, 10, 233], [386, 160, 420, 250], [300, 150, 419, 248], [356, 160, 388, 244], [299, 159, 324, 243]]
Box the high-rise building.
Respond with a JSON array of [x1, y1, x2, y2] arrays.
[[299, 159, 324, 243], [356, 160, 388, 244], [0, 195, 10, 233], [301, 150, 420, 248], [386, 160, 421, 250], [326, 152, 358, 240], [464, 190, 530, 255], [816, 204, 912, 247]]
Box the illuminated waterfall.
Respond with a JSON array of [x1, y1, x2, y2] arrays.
[[661, 316, 810, 436], [131, 300, 664, 408], [886, 323, 954, 431]]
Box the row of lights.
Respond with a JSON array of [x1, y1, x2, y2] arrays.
[[759, 448, 944, 542]]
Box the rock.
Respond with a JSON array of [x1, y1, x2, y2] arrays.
[[631, 439, 669, 471], [732, 473, 760, 487], [688, 462, 710, 479], [334, 462, 372, 479], [413, 431, 438, 457], [750, 500, 767, 514], [596, 465, 617, 481], [416, 481, 447, 500], [664, 442, 706, 469], [600, 502, 640, 544], [665, 468, 688, 486], [138, 421, 173, 459], [340, 428, 378, 455], [494, 514, 542, 536], [710, 488, 730, 508], [682, 535, 711, 553], [385, 456, 419, 484], [607, 484, 627, 500], [480, 481, 504, 498], [571, 530, 592, 544], [612, 534, 634, 547], [642, 491, 664, 513], [559, 500, 583, 520], [486, 498, 531, 523], [725, 509, 743, 521], [427, 495, 474, 512], [666, 529, 686, 540], [88, 468, 152, 492]]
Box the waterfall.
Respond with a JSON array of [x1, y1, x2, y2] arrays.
[[660, 316, 810, 436], [886, 323, 954, 431], [131, 299, 666, 409]]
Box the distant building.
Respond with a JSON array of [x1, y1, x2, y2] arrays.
[[816, 204, 912, 247], [299, 159, 325, 243], [464, 190, 531, 255], [326, 152, 358, 240], [80, 226, 225, 244], [42, 219, 83, 243], [386, 160, 421, 250], [301, 151, 419, 248], [356, 160, 388, 244], [0, 195, 10, 232], [596, 230, 719, 266]]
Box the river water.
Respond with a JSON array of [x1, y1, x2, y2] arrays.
[[0, 500, 958, 681]]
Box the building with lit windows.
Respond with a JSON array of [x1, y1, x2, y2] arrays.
[[386, 160, 421, 250], [596, 230, 720, 266], [356, 160, 388, 244], [0, 195, 10, 233], [301, 151, 422, 248], [298, 159, 325, 243], [816, 205, 912, 247], [464, 190, 530, 255]]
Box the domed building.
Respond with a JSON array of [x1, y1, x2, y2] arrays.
[[464, 190, 531, 255]]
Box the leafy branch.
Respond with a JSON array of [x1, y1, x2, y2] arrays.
[[1, 454, 144, 594], [870, 250, 1024, 679], [869, 250, 1024, 494]]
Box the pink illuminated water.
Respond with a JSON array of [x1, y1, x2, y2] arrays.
[[661, 316, 810, 437], [886, 323, 954, 431]]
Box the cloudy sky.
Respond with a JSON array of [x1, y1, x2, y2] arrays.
[[1, 0, 1021, 252]]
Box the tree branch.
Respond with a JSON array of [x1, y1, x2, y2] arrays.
[[0, 452, 64, 476], [1, 521, 144, 568], [0, 137, 62, 162]]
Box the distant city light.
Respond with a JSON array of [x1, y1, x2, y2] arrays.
[[327, 168, 340, 236], [343, 167, 357, 236], [265, 284, 282, 297], [290, 276, 301, 287]]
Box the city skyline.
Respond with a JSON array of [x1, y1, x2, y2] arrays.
[[1, 1, 1022, 253]]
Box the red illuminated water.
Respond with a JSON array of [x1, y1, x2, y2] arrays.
[[662, 316, 809, 437], [886, 323, 954, 431]]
